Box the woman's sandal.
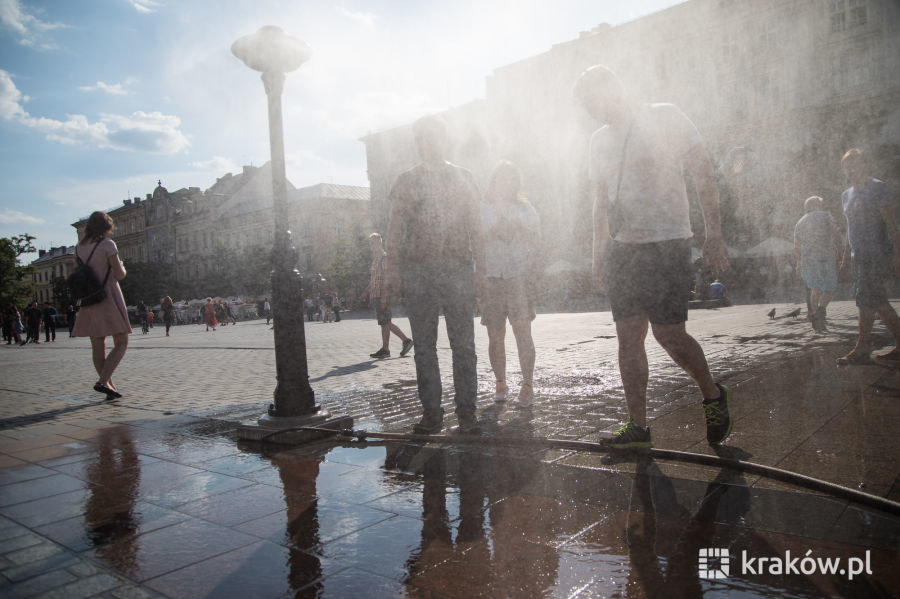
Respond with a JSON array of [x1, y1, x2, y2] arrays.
[[836, 353, 871, 366], [94, 382, 122, 399], [513, 382, 534, 408], [494, 380, 508, 402]]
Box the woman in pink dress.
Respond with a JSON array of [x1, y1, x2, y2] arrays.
[[72, 211, 132, 399], [204, 297, 218, 331]]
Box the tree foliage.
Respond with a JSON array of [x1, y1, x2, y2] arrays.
[[328, 228, 370, 303], [0, 234, 36, 308], [120, 261, 171, 306]]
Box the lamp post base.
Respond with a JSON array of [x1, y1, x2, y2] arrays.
[[236, 413, 354, 446]]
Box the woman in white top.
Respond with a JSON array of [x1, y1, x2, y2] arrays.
[[480, 161, 541, 406]]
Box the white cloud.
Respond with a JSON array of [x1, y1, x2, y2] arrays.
[[128, 0, 161, 14], [335, 6, 376, 28], [0, 70, 189, 153], [0, 0, 66, 49], [0, 69, 27, 119], [0, 209, 43, 225], [189, 156, 239, 174], [79, 80, 129, 95]]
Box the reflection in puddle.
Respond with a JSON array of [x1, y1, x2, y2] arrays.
[[85, 427, 140, 571], [63, 423, 899, 597]]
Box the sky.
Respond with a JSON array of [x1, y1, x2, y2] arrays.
[[1, 0, 681, 261]]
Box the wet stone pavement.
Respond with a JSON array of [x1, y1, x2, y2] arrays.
[[0, 301, 898, 597]]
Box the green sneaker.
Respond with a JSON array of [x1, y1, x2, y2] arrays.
[[607, 420, 651, 449], [703, 383, 733, 445]]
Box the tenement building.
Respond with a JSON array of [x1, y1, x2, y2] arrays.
[[29, 245, 75, 306], [71, 164, 370, 294]]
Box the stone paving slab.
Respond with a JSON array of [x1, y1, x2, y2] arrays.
[[0, 301, 899, 596]]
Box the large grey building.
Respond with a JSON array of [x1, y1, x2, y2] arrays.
[[362, 0, 899, 266]]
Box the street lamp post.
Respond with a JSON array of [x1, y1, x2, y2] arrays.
[[232, 26, 335, 431]]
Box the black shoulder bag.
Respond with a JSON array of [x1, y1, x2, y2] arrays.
[[67, 241, 111, 307]]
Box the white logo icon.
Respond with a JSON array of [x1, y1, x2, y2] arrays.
[[698, 548, 730, 579]]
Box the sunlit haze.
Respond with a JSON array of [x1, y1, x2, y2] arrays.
[[0, 0, 680, 259]]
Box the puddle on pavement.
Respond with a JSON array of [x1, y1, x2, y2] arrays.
[[3, 347, 900, 597], [11, 422, 895, 598]]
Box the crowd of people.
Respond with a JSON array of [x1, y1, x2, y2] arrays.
[[7, 64, 897, 454]]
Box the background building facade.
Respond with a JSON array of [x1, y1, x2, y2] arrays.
[[70, 165, 371, 303], [362, 0, 899, 276]]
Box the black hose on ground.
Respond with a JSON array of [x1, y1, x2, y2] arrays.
[[256, 425, 900, 517]]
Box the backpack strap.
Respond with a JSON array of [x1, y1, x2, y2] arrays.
[[609, 118, 637, 241], [79, 240, 112, 288]]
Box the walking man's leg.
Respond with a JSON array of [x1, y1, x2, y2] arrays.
[[442, 269, 478, 432], [650, 323, 717, 398], [617, 316, 650, 427], [405, 273, 444, 433], [652, 322, 732, 444]]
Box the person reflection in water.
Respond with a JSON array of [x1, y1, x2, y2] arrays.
[[836, 148, 900, 365], [574, 65, 732, 449], [480, 161, 541, 407], [85, 427, 140, 572], [625, 457, 748, 598], [385, 115, 485, 435], [387, 440, 559, 594]]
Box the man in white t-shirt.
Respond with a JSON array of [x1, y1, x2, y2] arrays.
[[574, 65, 732, 449]]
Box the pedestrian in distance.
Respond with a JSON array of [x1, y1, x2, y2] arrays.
[[41, 301, 57, 341], [384, 115, 485, 435], [707, 279, 731, 306], [361, 232, 413, 359], [136, 300, 149, 334], [479, 161, 540, 408], [66, 305, 76, 337], [214, 301, 228, 326], [793, 196, 840, 332], [71, 211, 131, 399], [574, 64, 732, 449], [204, 297, 218, 331], [836, 148, 900, 365], [262, 297, 271, 325], [23, 300, 41, 344], [331, 293, 341, 323], [3, 304, 23, 345], [161, 296, 176, 336]]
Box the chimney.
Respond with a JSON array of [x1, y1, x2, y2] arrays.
[[39, 249, 46, 257], [124, 199, 132, 206], [242, 165, 252, 177], [145, 194, 151, 201]]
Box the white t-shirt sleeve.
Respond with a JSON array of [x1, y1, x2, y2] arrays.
[[588, 125, 613, 184], [657, 103, 703, 158]]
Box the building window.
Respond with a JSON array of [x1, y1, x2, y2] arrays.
[[849, 5, 866, 27], [831, 11, 845, 32]]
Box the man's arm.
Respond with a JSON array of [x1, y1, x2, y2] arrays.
[[465, 174, 487, 296], [683, 143, 729, 274], [879, 203, 900, 269], [829, 217, 842, 265], [592, 181, 610, 293]]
